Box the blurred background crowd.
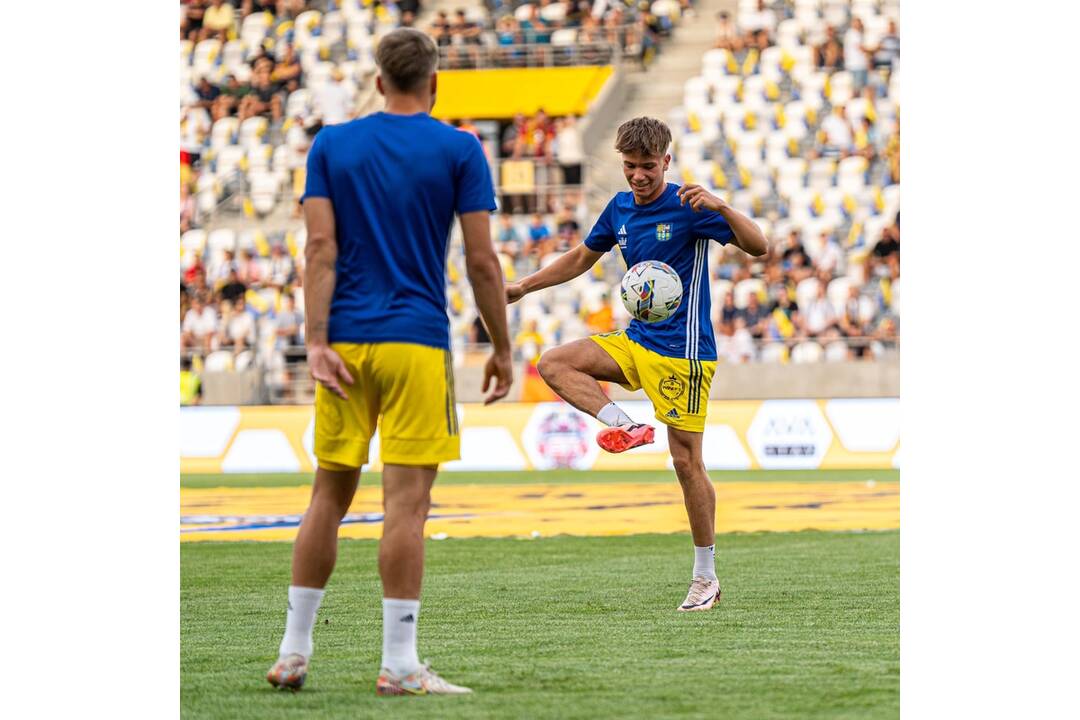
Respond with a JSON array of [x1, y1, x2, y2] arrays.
[[179, 0, 899, 405]]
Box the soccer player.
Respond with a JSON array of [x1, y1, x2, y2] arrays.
[[267, 28, 513, 695], [505, 117, 767, 611]]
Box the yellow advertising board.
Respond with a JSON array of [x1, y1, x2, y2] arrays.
[[180, 399, 899, 474]]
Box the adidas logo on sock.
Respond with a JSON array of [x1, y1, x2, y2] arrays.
[[666, 408, 681, 419], [399, 614, 415, 623]]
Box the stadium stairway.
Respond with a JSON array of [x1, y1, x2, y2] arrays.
[[585, 0, 737, 204]]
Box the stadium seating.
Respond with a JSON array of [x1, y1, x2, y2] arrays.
[[181, 0, 899, 394]]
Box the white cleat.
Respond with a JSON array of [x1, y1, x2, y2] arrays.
[[376, 662, 473, 696], [678, 577, 722, 612]]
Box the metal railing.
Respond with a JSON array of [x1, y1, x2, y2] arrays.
[[437, 41, 621, 69]]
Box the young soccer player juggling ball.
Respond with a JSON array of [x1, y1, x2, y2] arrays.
[[505, 117, 767, 610]]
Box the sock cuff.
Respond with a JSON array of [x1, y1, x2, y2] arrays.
[[694, 545, 715, 551], [383, 597, 420, 610], [289, 586, 326, 601]]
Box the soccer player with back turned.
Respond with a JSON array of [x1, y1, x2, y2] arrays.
[[506, 117, 767, 611], [267, 28, 513, 695]]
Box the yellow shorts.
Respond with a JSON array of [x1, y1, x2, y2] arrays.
[[314, 342, 460, 470], [590, 330, 716, 432]]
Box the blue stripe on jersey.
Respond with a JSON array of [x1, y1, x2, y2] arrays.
[[584, 184, 735, 361]]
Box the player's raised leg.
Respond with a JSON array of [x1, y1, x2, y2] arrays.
[[268, 464, 361, 690], [537, 337, 655, 452], [668, 427, 722, 612], [375, 464, 472, 696]]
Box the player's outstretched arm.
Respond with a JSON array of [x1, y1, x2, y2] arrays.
[[460, 211, 514, 405], [505, 242, 605, 303], [677, 184, 769, 257], [303, 198, 354, 400]]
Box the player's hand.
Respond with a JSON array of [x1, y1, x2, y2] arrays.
[[505, 282, 526, 304], [482, 350, 513, 405], [677, 183, 726, 213], [307, 343, 354, 400]]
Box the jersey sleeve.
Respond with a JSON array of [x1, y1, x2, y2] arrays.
[[584, 198, 617, 252], [301, 130, 330, 202], [455, 135, 497, 214], [693, 208, 735, 245]]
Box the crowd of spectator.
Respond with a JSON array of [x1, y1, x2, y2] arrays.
[[427, 0, 693, 69], [713, 211, 899, 363]]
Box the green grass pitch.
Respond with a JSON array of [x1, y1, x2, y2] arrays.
[[181, 469, 898, 719]]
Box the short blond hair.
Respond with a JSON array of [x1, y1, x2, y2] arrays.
[[614, 117, 672, 157]]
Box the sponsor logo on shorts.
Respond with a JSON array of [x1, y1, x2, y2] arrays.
[[659, 374, 686, 401]]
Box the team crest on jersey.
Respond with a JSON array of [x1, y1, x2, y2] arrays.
[[655, 223, 673, 242], [658, 374, 686, 401]]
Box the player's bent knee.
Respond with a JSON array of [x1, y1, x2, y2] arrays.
[[536, 350, 561, 381]]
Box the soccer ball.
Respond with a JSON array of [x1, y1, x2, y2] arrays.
[[620, 261, 683, 323]]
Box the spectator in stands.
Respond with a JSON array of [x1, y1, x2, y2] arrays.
[[803, 283, 837, 337], [497, 214, 522, 257], [839, 285, 870, 341], [521, 4, 553, 45], [182, 294, 219, 356], [496, 16, 526, 67], [718, 291, 739, 334], [239, 65, 284, 122], [213, 74, 249, 121], [501, 113, 528, 158], [274, 292, 304, 347], [270, 44, 303, 91], [555, 115, 584, 190], [202, 0, 236, 42], [873, 216, 900, 262], [194, 77, 222, 112], [780, 229, 809, 269], [872, 19, 900, 76], [209, 249, 238, 288], [527, 213, 552, 257], [768, 286, 801, 341], [554, 206, 580, 251], [180, 182, 198, 234], [241, 0, 277, 17], [719, 315, 755, 364], [267, 243, 296, 288], [530, 109, 555, 159], [714, 11, 737, 50], [741, 292, 769, 339], [854, 116, 880, 162], [844, 17, 871, 90], [237, 248, 264, 288], [398, 0, 421, 26], [430, 11, 452, 47], [819, 104, 853, 155], [815, 25, 843, 71], [313, 67, 353, 126], [219, 267, 247, 304], [219, 296, 256, 354], [447, 10, 482, 69], [812, 231, 843, 275], [183, 0, 207, 42], [740, 0, 777, 37]]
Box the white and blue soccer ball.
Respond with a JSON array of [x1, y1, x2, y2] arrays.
[[620, 260, 683, 323]]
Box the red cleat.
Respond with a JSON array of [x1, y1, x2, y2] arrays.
[[596, 423, 656, 453]]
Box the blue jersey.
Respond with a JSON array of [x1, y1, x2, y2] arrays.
[[584, 183, 734, 361], [303, 113, 496, 349]]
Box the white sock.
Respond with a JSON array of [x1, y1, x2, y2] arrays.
[[279, 585, 325, 659], [693, 544, 718, 582], [381, 598, 421, 676], [597, 402, 634, 427]]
